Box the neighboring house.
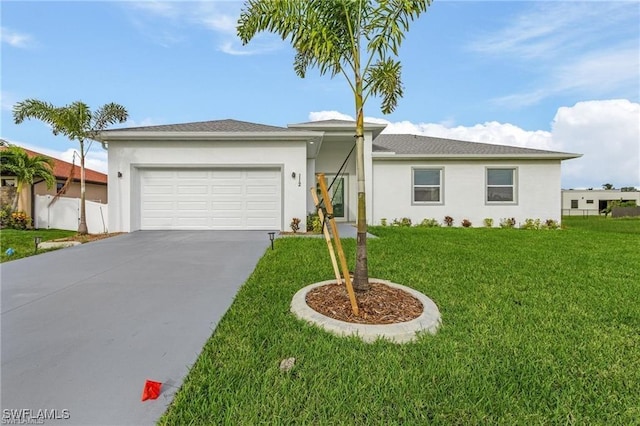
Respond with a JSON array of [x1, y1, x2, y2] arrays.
[[97, 119, 581, 232], [0, 147, 108, 218], [561, 189, 640, 216]]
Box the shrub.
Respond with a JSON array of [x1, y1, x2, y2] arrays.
[[8, 211, 32, 230], [417, 218, 440, 228], [380, 218, 388, 227], [290, 217, 301, 233], [444, 216, 454, 227], [0, 205, 12, 228], [483, 218, 494, 228], [461, 219, 472, 228], [391, 217, 412, 227], [521, 218, 541, 230], [500, 217, 516, 229], [306, 213, 322, 233], [544, 219, 560, 230]]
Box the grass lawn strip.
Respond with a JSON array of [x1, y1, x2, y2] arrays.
[[160, 217, 639, 424], [0, 228, 76, 262]]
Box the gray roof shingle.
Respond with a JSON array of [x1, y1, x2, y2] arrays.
[[102, 119, 289, 133], [373, 134, 578, 157]]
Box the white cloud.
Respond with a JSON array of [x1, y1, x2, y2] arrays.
[[471, 2, 639, 107], [123, 1, 278, 55], [310, 99, 640, 188], [0, 27, 33, 48], [552, 99, 640, 188]]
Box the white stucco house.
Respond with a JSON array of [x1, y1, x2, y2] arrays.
[[561, 189, 640, 216], [97, 119, 581, 232]]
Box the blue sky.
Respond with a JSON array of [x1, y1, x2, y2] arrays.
[[2, 1, 639, 188]]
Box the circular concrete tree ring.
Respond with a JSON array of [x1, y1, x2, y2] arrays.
[[291, 279, 441, 344]]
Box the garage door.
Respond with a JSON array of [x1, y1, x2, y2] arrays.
[[140, 168, 281, 230]]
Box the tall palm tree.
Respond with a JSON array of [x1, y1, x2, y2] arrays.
[[13, 100, 128, 234], [238, 0, 430, 291], [0, 145, 55, 212]]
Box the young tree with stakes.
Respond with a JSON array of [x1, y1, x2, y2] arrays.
[[238, 0, 431, 291], [13, 100, 128, 234]]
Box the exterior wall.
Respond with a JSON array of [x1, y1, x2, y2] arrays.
[[108, 140, 308, 232], [561, 189, 640, 216], [372, 159, 563, 227]]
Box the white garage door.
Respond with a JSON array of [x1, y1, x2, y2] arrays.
[[140, 168, 281, 230]]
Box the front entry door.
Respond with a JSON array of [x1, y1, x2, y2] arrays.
[[321, 174, 348, 222]]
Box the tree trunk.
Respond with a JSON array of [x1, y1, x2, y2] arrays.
[[78, 142, 88, 235], [11, 181, 23, 212], [353, 58, 370, 292]]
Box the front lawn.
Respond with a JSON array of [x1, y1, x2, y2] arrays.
[[160, 218, 639, 424], [0, 228, 76, 262]]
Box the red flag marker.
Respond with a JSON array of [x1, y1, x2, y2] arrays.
[[141, 380, 162, 401]]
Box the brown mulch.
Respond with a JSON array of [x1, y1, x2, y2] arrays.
[[305, 281, 423, 324], [53, 232, 124, 243]]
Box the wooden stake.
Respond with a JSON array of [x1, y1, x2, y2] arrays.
[[316, 173, 359, 316], [311, 187, 343, 288]]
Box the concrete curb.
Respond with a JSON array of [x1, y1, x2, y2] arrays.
[[38, 241, 81, 249], [291, 279, 441, 344]]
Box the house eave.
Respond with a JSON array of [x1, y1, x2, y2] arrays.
[[372, 153, 583, 161], [96, 130, 324, 143]]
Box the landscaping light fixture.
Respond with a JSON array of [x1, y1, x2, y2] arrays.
[[34, 236, 42, 254], [268, 232, 275, 250]]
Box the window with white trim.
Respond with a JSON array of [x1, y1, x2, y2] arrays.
[[413, 168, 442, 203], [487, 168, 516, 203]]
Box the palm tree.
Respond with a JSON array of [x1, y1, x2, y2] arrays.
[[13, 100, 128, 234], [0, 145, 55, 212], [238, 0, 430, 291]]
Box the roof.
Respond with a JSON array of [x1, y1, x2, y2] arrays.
[[288, 119, 387, 139], [1, 146, 107, 184], [101, 119, 290, 133], [373, 134, 581, 160]]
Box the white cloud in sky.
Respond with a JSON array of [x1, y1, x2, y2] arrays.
[[553, 99, 639, 188], [471, 2, 639, 107], [309, 99, 640, 188], [123, 1, 277, 55], [0, 27, 33, 48]]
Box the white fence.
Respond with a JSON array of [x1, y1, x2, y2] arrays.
[[34, 195, 109, 234]]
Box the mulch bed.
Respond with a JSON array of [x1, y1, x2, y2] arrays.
[[54, 232, 124, 243], [305, 281, 423, 324]]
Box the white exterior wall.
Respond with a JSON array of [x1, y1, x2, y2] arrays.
[[561, 189, 640, 216], [372, 159, 563, 227], [108, 140, 307, 232]]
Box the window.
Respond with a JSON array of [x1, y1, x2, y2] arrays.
[[413, 168, 442, 203], [571, 199, 579, 209], [586, 199, 594, 204], [56, 182, 65, 192], [487, 168, 516, 203]]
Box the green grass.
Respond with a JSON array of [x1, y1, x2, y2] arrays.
[[0, 228, 77, 262], [160, 218, 639, 425]]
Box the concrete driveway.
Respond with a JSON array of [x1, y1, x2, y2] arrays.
[[1, 231, 270, 425]]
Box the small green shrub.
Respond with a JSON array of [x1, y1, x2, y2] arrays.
[[483, 218, 494, 228], [500, 217, 516, 229], [544, 219, 560, 230], [290, 217, 301, 233], [7, 211, 32, 230], [417, 218, 440, 228], [392, 217, 412, 227], [461, 219, 472, 228], [521, 218, 541, 230], [0, 205, 12, 228], [444, 216, 454, 227], [306, 213, 322, 233], [380, 218, 388, 227]]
